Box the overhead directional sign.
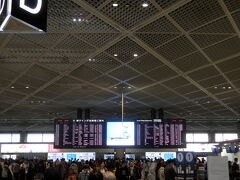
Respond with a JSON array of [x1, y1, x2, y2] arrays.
[[0, 0, 48, 32]]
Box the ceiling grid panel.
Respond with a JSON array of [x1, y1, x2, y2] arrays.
[[218, 0, 240, 38], [0, 33, 127, 115], [146, 0, 240, 114], [129, 35, 238, 115], [60, 0, 238, 118], [166, 10, 240, 111], [1, 0, 240, 130], [77, 0, 225, 117]]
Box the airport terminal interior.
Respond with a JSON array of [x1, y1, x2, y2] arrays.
[[0, 0, 240, 179]]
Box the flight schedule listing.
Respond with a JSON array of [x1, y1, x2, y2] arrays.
[[136, 120, 185, 148], [54, 119, 186, 148], [54, 119, 104, 148]]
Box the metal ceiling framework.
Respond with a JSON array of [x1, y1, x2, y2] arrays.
[[0, 0, 240, 131]]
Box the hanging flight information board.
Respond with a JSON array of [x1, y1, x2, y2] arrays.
[[54, 119, 186, 148], [136, 119, 186, 148], [54, 119, 104, 148]]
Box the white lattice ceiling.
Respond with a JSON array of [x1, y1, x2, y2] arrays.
[[0, 0, 240, 131]]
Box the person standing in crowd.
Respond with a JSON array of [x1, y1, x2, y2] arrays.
[[104, 171, 116, 180], [9, 160, 20, 180], [44, 161, 60, 180], [88, 171, 103, 180], [129, 161, 140, 180], [136, 160, 142, 179], [34, 159, 45, 180], [20, 160, 30, 180], [141, 160, 148, 180], [147, 160, 157, 180], [156, 162, 165, 180], [99, 161, 107, 175], [55, 161, 65, 180], [196, 161, 206, 180], [70, 163, 79, 175], [229, 161, 233, 180], [232, 158, 240, 180], [164, 160, 176, 180], [26, 160, 35, 180], [19, 160, 26, 180], [105, 159, 115, 173], [115, 161, 129, 180], [67, 167, 77, 180], [1, 161, 13, 180], [78, 165, 90, 180]]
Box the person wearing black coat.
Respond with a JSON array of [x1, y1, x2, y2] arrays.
[[115, 161, 129, 180]]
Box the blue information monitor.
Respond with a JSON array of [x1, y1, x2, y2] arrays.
[[67, 154, 77, 161], [164, 153, 175, 160]]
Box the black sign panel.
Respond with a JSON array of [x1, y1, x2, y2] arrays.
[[54, 119, 104, 148], [136, 119, 186, 148], [11, 0, 48, 31]]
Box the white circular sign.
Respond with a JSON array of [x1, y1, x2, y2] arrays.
[[185, 152, 194, 163], [0, 0, 5, 15], [177, 152, 184, 163]]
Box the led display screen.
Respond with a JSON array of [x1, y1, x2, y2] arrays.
[[106, 122, 135, 146], [136, 119, 186, 148], [54, 119, 104, 148]]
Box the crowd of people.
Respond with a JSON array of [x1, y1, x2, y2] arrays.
[[0, 157, 176, 180], [0, 157, 239, 180]]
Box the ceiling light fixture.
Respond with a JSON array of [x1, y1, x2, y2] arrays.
[[25, 86, 29, 89], [114, 54, 118, 57], [10, 86, 15, 89], [222, 86, 226, 89], [207, 101, 210, 104], [228, 86, 232, 89], [142, 2, 149, 7], [214, 86, 218, 89], [78, 18, 82, 22], [114, 86, 117, 89], [133, 53, 138, 57], [89, 58, 92, 62], [112, 3, 118, 7], [128, 86, 132, 89], [73, 18, 77, 22]]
